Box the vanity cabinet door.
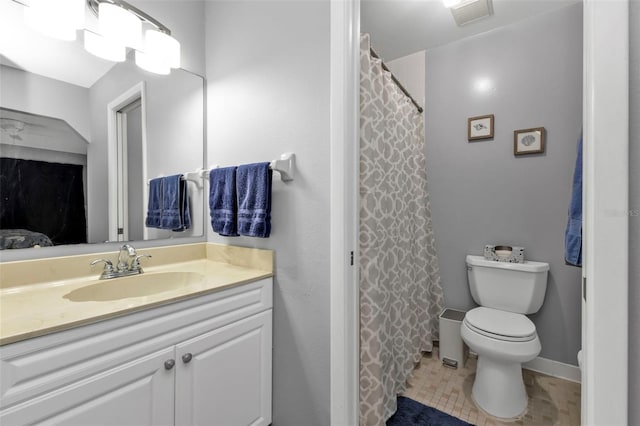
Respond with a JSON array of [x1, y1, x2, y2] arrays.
[[175, 310, 272, 426], [0, 347, 175, 426]]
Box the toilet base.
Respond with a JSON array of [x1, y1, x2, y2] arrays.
[[472, 356, 528, 419]]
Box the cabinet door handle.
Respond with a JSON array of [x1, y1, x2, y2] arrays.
[[182, 353, 193, 364], [164, 359, 176, 370]]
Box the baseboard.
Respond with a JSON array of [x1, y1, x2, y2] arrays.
[[523, 356, 582, 383]]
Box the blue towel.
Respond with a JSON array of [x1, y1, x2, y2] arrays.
[[209, 167, 239, 236], [565, 136, 582, 266], [160, 174, 191, 231], [145, 177, 163, 228], [237, 162, 272, 238], [146, 175, 191, 231]]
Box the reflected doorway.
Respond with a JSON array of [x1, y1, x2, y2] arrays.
[[116, 98, 144, 241], [107, 82, 148, 242]]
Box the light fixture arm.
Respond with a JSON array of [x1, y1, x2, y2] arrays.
[[87, 0, 171, 35]]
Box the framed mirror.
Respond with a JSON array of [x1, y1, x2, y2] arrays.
[[0, 0, 205, 252]]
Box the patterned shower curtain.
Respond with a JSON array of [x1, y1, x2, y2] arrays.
[[359, 33, 445, 426]]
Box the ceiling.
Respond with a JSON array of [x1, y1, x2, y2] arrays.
[[0, 0, 115, 88], [361, 0, 581, 61]]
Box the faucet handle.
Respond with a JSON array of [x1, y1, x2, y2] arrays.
[[90, 259, 117, 279], [130, 254, 152, 272], [90, 258, 115, 272]]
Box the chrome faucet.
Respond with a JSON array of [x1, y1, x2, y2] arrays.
[[90, 244, 152, 280], [117, 244, 137, 272]]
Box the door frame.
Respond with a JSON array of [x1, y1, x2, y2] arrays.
[[329, 0, 630, 424], [330, 0, 360, 425], [106, 82, 148, 242], [582, 0, 629, 424]]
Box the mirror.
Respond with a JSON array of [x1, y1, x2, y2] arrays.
[[0, 1, 205, 250]]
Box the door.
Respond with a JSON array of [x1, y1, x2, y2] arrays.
[[0, 348, 175, 426], [175, 311, 273, 426]]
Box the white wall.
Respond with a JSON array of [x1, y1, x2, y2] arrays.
[[204, 1, 331, 424], [629, 0, 639, 422], [424, 4, 583, 365]]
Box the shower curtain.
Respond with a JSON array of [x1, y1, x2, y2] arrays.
[[359, 33, 445, 426]]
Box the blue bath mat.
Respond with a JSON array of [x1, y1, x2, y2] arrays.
[[386, 396, 473, 426]]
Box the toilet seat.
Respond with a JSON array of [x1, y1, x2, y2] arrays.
[[464, 307, 536, 342]]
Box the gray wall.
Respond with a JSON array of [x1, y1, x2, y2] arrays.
[[629, 0, 639, 422], [204, 2, 331, 425], [425, 4, 583, 365]]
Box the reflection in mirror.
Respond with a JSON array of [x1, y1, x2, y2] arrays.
[[0, 1, 205, 251]]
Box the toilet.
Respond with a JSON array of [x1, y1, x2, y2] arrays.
[[460, 254, 549, 419]]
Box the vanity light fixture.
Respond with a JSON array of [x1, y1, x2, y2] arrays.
[[97, 1, 142, 50], [84, 30, 126, 62], [13, 0, 181, 75], [87, 0, 181, 73], [135, 50, 170, 75], [23, 0, 85, 41]]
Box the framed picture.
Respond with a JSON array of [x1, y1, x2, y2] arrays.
[[514, 127, 545, 155], [468, 114, 494, 141]]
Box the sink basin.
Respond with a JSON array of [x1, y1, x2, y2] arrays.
[[63, 272, 206, 302]]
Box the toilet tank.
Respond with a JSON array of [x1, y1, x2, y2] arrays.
[[466, 255, 549, 314]]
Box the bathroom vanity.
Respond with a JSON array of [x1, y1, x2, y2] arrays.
[[0, 244, 273, 426]]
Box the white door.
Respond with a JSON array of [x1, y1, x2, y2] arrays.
[[0, 348, 175, 426], [175, 311, 273, 426]]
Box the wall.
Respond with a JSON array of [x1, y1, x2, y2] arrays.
[[629, 0, 639, 422], [424, 4, 583, 365], [387, 51, 426, 107], [204, 2, 331, 424], [0, 65, 90, 141]]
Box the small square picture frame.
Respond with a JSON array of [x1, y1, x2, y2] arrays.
[[468, 114, 494, 141], [467, 114, 494, 141], [514, 127, 545, 156]]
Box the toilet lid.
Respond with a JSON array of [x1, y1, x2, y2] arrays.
[[464, 307, 536, 341]]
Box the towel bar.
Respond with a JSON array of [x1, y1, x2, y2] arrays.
[[148, 152, 296, 187], [201, 152, 296, 182]]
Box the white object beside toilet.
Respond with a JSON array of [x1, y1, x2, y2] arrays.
[[461, 255, 549, 419]]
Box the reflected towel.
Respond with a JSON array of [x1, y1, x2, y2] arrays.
[[160, 174, 191, 231], [146, 175, 191, 231], [237, 162, 272, 238], [209, 166, 239, 236], [145, 177, 163, 228], [564, 136, 582, 266]]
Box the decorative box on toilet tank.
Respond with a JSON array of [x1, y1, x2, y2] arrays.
[[438, 308, 469, 368]]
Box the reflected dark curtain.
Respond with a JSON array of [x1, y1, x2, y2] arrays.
[[0, 158, 87, 245]]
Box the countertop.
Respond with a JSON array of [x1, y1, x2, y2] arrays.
[[0, 243, 273, 346]]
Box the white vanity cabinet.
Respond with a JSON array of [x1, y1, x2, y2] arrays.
[[0, 278, 273, 426]]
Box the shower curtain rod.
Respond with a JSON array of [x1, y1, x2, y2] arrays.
[[369, 47, 424, 114]]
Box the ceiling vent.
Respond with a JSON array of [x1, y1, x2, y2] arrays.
[[450, 0, 494, 26]]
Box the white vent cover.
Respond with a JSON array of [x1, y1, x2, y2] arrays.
[[450, 0, 494, 26]]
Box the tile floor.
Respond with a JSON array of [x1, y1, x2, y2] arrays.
[[402, 348, 581, 426]]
